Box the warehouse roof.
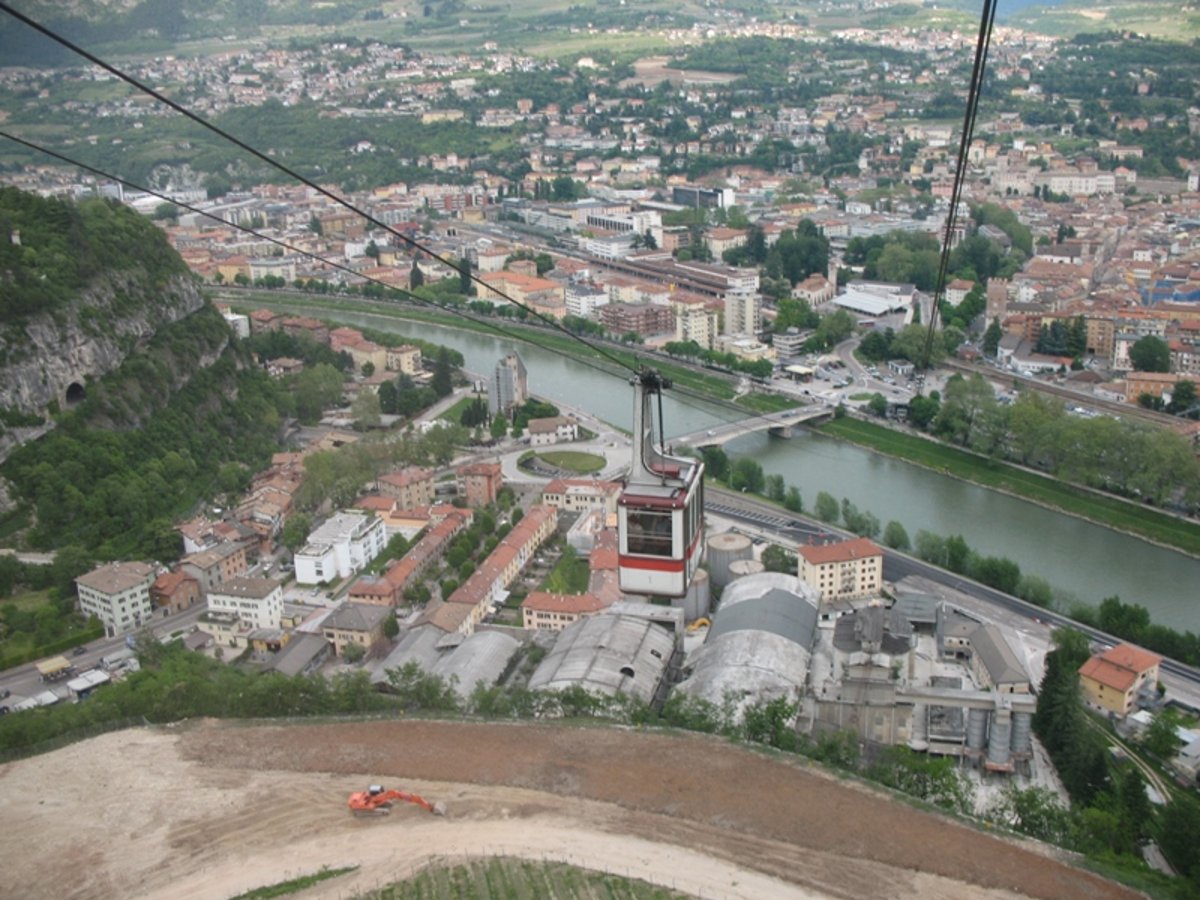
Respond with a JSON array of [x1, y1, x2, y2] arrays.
[[528, 613, 674, 704]]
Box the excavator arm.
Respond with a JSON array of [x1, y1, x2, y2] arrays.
[[348, 785, 446, 816]]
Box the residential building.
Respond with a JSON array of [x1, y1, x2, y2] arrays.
[[541, 478, 622, 515], [444, 505, 558, 632], [150, 570, 201, 614], [599, 302, 675, 337], [522, 591, 607, 631], [322, 602, 390, 656], [181, 543, 250, 596], [797, 537, 884, 604], [724, 289, 762, 337], [1079, 643, 1163, 716], [457, 461, 503, 508], [75, 561, 156, 637], [527, 415, 578, 446], [206, 577, 284, 630], [294, 511, 387, 584], [376, 466, 435, 508], [489, 352, 528, 415], [349, 507, 470, 605], [386, 344, 423, 375]]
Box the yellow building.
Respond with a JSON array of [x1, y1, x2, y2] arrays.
[[1079, 643, 1162, 716], [797, 537, 884, 604]]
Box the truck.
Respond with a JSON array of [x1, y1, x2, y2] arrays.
[[100, 648, 137, 671], [35, 655, 74, 682]]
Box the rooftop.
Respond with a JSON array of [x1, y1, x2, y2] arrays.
[[76, 561, 156, 594], [798, 537, 883, 566]]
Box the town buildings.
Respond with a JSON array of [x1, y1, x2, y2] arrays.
[[75, 561, 156, 637]]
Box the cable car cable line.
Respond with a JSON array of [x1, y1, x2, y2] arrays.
[[917, 0, 1000, 382]]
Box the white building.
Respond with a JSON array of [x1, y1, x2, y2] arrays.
[[565, 283, 610, 320], [723, 289, 762, 337], [294, 511, 387, 584], [75, 561, 156, 637], [528, 415, 579, 446], [206, 577, 284, 630]]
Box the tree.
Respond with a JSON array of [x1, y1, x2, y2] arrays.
[[761, 544, 797, 574], [1129, 335, 1170, 372], [1143, 711, 1179, 759], [867, 393, 888, 417], [409, 260, 424, 288], [1168, 379, 1197, 416], [983, 318, 1003, 357], [351, 390, 381, 429], [783, 486, 803, 513], [730, 458, 765, 494], [281, 514, 312, 554], [764, 473, 785, 502], [292, 363, 345, 424], [342, 642, 366, 663], [490, 412, 508, 440], [701, 446, 730, 482], [431, 347, 454, 398], [457, 257, 473, 296], [882, 520, 910, 551], [814, 491, 839, 523]]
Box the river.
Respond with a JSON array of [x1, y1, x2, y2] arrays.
[[270, 303, 1200, 630]]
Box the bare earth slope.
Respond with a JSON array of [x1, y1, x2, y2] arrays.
[[0, 719, 1136, 900]]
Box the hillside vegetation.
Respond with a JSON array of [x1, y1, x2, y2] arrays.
[[0, 186, 187, 325]]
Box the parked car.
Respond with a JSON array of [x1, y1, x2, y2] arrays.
[[72, 645, 88, 656]]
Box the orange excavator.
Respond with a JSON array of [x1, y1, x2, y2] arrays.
[[347, 784, 446, 817]]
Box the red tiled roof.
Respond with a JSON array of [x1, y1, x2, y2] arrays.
[[1100, 642, 1162, 673], [798, 537, 883, 566], [522, 591, 606, 614], [1079, 656, 1138, 692]]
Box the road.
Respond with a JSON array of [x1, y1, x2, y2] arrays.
[[0, 603, 205, 709], [705, 485, 1200, 702]]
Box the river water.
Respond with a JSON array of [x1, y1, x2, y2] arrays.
[[280, 305, 1200, 630]]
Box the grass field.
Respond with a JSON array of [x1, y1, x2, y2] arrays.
[[532, 450, 606, 474], [232, 866, 357, 900], [362, 857, 690, 900], [820, 417, 1200, 556], [437, 396, 479, 424]]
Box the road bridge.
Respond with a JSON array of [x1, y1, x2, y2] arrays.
[[674, 404, 834, 448]]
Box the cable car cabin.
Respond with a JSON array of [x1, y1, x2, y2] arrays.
[[618, 371, 705, 598], [618, 462, 704, 598]]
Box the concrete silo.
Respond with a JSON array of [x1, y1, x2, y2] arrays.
[[706, 532, 753, 588]]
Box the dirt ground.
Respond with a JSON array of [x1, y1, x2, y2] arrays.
[[0, 719, 1138, 900]]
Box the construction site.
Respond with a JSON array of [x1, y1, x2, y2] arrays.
[[0, 718, 1140, 900]]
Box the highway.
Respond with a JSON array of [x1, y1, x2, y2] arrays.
[[705, 486, 1200, 693]]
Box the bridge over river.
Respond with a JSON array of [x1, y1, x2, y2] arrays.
[[673, 403, 834, 448]]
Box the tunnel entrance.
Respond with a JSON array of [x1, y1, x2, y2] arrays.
[[65, 382, 86, 406]]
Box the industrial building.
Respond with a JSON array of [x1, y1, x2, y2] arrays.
[[372, 624, 524, 701], [527, 605, 682, 706], [674, 573, 819, 721]]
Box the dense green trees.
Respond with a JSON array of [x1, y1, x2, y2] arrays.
[[1129, 335, 1171, 373], [0, 187, 188, 323], [3, 329, 290, 560]]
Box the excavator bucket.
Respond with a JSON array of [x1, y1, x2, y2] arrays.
[[432, 801, 447, 816]]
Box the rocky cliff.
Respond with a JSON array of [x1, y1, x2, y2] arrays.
[[0, 270, 205, 422]]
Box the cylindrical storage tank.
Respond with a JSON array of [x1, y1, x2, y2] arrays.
[[966, 707, 988, 753], [706, 532, 753, 588], [987, 709, 1012, 768], [674, 567, 711, 621], [728, 558, 765, 583], [1010, 711, 1032, 756]]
